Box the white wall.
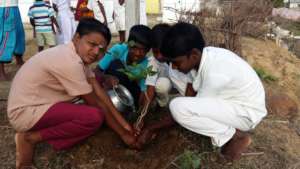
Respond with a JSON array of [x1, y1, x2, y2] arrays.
[[290, 3, 300, 8]]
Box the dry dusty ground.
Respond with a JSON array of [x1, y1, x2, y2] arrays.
[[0, 22, 300, 168]]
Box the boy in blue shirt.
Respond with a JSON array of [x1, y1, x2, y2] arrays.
[[95, 25, 152, 107], [28, 0, 61, 52]]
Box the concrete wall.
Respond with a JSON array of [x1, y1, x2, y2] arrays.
[[146, 0, 160, 14]]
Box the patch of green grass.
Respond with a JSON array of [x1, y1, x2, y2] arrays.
[[176, 150, 201, 169], [254, 67, 278, 83]]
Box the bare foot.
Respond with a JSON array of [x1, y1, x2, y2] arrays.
[[0, 75, 9, 81], [221, 130, 252, 161], [15, 56, 24, 66], [15, 132, 41, 169]]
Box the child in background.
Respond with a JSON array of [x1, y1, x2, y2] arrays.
[[94, 24, 152, 108], [28, 0, 60, 52], [113, 0, 125, 42]]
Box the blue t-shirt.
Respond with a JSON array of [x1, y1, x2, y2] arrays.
[[98, 43, 148, 91]]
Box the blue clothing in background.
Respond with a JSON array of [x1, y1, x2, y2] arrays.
[[0, 6, 25, 62], [98, 43, 148, 91]]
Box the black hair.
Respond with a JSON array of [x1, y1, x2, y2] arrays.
[[160, 22, 205, 60], [76, 18, 111, 44], [128, 25, 152, 50], [151, 23, 171, 49]]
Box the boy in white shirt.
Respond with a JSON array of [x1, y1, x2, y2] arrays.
[[143, 24, 194, 108], [160, 22, 267, 161], [135, 24, 195, 147]]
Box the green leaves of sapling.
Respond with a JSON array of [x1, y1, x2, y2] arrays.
[[117, 65, 157, 81]]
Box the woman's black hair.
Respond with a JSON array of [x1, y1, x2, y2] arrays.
[[160, 22, 205, 60], [76, 18, 112, 44], [128, 25, 152, 50]]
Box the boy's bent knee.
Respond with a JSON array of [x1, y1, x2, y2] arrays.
[[84, 107, 105, 129], [169, 97, 190, 121], [155, 77, 172, 94]]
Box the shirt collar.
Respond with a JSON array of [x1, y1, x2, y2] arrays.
[[68, 41, 85, 65]]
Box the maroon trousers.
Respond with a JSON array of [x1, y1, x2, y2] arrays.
[[31, 102, 104, 150]]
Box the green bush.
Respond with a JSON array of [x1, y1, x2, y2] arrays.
[[272, 0, 284, 8]]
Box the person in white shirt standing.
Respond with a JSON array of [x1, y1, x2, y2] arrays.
[[87, 0, 107, 25], [159, 22, 267, 161], [52, 0, 76, 44], [113, 0, 125, 42], [139, 0, 147, 25]]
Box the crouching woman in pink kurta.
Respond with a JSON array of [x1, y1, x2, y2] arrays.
[[7, 18, 136, 169]]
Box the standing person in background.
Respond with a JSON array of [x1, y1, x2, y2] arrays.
[[87, 0, 108, 25], [0, 0, 25, 80], [113, 0, 126, 43], [28, 0, 61, 52], [75, 0, 94, 21], [139, 0, 147, 25], [52, 0, 76, 44]]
